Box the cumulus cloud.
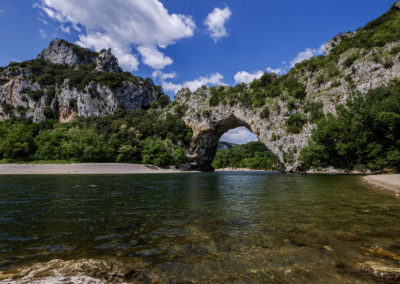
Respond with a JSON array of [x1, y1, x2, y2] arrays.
[[137, 46, 173, 70], [36, 0, 196, 70], [290, 44, 325, 67], [234, 67, 284, 84], [152, 70, 177, 80], [204, 7, 232, 42], [220, 127, 258, 145], [234, 71, 264, 84], [161, 73, 225, 94]]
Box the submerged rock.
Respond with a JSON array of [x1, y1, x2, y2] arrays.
[[356, 261, 400, 282], [0, 258, 150, 283], [360, 246, 400, 261]]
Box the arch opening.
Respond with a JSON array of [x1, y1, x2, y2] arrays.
[[185, 115, 283, 171], [213, 127, 280, 171]]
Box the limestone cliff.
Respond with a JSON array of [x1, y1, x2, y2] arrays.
[[0, 39, 163, 122]]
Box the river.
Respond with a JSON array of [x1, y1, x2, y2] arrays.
[[0, 172, 399, 283]]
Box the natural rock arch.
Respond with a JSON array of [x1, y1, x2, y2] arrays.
[[175, 87, 313, 172]]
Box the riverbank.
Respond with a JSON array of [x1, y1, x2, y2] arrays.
[[363, 174, 400, 194], [0, 163, 186, 175]]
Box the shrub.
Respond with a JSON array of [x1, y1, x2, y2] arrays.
[[140, 137, 172, 167], [26, 90, 44, 101], [304, 101, 324, 122], [315, 75, 325, 86], [286, 113, 307, 133], [0, 122, 34, 159], [287, 99, 297, 111], [343, 54, 358, 68], [3, 104, 14, 115], [260, 107, 270, 119]]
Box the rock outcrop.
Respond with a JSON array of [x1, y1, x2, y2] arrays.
[[37, 39, 121, 72], [0, 39, 162, 122]]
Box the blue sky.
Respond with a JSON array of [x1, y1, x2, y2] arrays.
[[0, 0, 395, 143]]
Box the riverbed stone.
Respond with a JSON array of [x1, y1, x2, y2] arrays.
[[0, 258, 150, 283], [356, 261, 400, 282]]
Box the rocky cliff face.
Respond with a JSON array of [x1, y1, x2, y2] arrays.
[[37, 39, 121, 72], [0, 39, 162, 122]]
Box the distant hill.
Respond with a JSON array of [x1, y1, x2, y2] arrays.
[[216, 141, 238, 151]]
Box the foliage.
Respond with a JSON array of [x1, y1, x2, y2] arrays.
[[0, 108, 192, 167], [140, 137, 172, 167], [0, 121, 35, 159], [304, 101, 325, 122], [330, 6, 400, 55], [286, 113, 307, 133], [6, 58, 158, 94], [300, 80, 400, 171], [206, 72, 306, 109], [212, 141, 279, 170]]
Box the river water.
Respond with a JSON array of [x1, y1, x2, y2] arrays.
[[0, 172, 400, 283]]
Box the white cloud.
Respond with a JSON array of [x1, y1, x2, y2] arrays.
[[137, 46, 173, 69], [60, 24, 71, 34], [266, 67, 284, 74], [152, 70, 177, 80], [290, 44, 325, 67], [36, 0, 196, 71], [39, 29, 48, 38], [234, 67, 284, 84], [204, 7, 231, 42], [162, 73, 225, 94], [220, 127, 258, 145], [234, 71, 264, 84]]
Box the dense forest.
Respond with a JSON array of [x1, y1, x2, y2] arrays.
[[212, 141, 280, 170], [0, 102, 192, 167]]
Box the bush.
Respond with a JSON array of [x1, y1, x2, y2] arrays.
[[140, 137, 172, 167], [0, 122, 34, 159], [61, 127, 110, 162], [343, 54, 358, 68], [286, 113, 307, 133], [260, 107, 270, 119]]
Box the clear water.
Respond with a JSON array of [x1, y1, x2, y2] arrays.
[[1, 172, 400, 283]]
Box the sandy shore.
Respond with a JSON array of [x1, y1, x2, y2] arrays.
[[363, 174, 400, 194], [0, 163, 188, 175]]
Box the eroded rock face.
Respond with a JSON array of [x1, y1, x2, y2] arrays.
[[0, 39, 161, 122]]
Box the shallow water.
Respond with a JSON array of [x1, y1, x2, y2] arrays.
[[0, 172, 400, 283]]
